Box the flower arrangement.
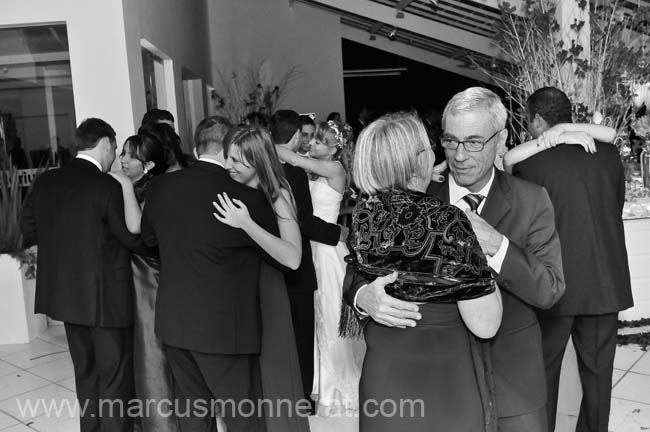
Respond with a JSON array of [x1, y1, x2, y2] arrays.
[[212, 60, 300, 124], [476, 0, 650, 146], [631, 115, 650, 141], [0, 158, 22, 254], [0, 157, 37, 278]]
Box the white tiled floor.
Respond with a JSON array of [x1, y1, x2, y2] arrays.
[[0, 326, 647, 432]]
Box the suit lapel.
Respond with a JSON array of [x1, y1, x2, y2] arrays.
[[481, 169, 511, 228], [427, 170, 511, 228], [426, 180, 450, 203]]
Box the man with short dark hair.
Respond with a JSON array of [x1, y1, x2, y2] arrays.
[[514, 86, 633, 432], [269, 109, 347, 406], [21, 118, 144, 432], [141, 108, 175, 128], [298, 115, 316, 155]]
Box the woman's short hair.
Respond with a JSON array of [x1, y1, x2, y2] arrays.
[[442, 87, 507, 131], [353, 112, 435, 195]]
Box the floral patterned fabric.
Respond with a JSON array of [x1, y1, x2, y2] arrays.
[[349, 189, 495, 302]]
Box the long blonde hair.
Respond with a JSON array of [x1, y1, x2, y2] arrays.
[[224, 126, 295, 215]]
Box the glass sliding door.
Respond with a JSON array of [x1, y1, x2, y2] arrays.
[[0, 24, 76, 171]]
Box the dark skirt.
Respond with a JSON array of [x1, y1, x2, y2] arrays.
[[258, 262, 311, 432], [360, 302, 496, 432], [132, 254, 179, 432]]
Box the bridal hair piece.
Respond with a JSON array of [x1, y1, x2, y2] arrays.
[[325, 120, 344, 148]]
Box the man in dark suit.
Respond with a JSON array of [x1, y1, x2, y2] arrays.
[[21, 118, 143, 432], [346, 87, 565, 432], [269, 110, 347, 404], [513, 87, 633, 432], [140, 116, 277, 432]]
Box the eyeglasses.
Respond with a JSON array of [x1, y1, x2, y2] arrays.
[[440, 129, 504, 152]]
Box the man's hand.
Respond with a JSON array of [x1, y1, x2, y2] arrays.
[[356, 272, 421, 328], [339, 225, 349, 243], [464, 211, 504, 257]]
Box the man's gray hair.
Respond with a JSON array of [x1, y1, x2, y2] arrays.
[[442, 87, 508, 130]]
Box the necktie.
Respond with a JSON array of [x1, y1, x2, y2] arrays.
[[462, 193, 485, 212]]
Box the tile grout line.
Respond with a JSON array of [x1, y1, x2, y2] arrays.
[[611, 395, 650, 407], [0, 338, 67, 360], [0, 406, 35, 430], [613, 347, 649, 385]]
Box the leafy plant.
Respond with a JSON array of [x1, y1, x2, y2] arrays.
[[476, 0, 650, 144], [0, 155, 44, 279], [0, 159, 22, 255], [631, 114, 650, 140], [212, 60, 301, 123]]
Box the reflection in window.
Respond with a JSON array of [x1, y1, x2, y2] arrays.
[[142, 48, 166, 111], [0, 24, 76, 169]]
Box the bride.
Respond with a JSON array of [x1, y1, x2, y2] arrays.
[[276, 120, 365, 417]]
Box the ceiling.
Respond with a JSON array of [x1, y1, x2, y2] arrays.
[[297, 0, 650, 81]]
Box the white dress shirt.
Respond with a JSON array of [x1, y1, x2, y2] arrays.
[[354, 171, 509, 313], [448, 168, 508, 273], [198, 156, 225, 168], [76, 154, 102, 171]]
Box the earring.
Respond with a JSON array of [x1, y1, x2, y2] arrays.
[[143, 167, 149, 174]]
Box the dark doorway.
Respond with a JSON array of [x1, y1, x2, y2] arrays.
[[342, 38, 490, 124]]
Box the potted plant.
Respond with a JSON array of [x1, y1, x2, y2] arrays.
[[0, 158, 46, 344]]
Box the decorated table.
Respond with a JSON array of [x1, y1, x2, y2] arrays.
[[621, 176, 650, 320]]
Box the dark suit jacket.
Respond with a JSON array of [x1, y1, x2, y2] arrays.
[[140, 161, 278, 355], [344, 169, 565, 417], [21, 158, 144, 327], [283, 163, 340, 293], [513, 142, 632, 315]]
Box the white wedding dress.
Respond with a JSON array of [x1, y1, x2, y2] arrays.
[[309, 176, 366, 417]]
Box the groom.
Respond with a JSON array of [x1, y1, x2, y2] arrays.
[[141, 116, 278, 431]]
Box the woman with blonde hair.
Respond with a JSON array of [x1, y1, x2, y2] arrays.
[[344, 112, 502, 432], [212, 125, 309, 432], [276, 120, 365, 416]]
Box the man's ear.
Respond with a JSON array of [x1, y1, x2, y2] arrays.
[[97, 137, 111, 154], [533, 113, 547, 130], [500, 127, 509, 143], [289, 130, 300, 150]]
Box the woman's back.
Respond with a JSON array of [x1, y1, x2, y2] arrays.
[[350, 189, 494, 303], [350, 189, 497, 432]]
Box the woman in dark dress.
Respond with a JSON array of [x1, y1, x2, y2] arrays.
[[109, 133, 179, 432], [210, 126, 309, 432], [343, 112, 503, 432]]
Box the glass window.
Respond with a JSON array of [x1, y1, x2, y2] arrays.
[[0, 24, 76, 169], [142, 47, 166, 111]]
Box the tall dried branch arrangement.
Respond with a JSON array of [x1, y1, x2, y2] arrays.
[[212, 61, 301, 124], [476, 0, 650, 145]]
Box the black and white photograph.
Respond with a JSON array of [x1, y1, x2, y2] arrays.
[[0, 1, 650, 431]]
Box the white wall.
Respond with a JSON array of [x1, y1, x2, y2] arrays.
[[2, 0, 212, 155], [1, 0, 136, 149], [208, 0, 346, 122], [122, 0, 211, 148]]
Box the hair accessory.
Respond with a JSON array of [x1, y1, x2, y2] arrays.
[[327, 120, 344, 147]]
